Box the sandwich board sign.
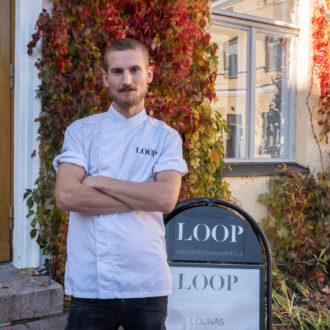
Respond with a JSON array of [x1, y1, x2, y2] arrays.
[[164, 198, 272, 330]]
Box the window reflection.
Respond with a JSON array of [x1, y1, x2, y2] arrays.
[[211, 25, 247, 159], [226, 113, 243, 158], [255, 34, 290, 159], [225, 37, 238, 78]]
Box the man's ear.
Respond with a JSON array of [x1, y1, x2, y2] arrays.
[[102, 70, 109, 87], [147, 65, 153, 84]]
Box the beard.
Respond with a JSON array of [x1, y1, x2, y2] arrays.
[[108, 84, 149, 109]]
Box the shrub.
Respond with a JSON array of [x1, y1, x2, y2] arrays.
[[259, 167, 329, 284]]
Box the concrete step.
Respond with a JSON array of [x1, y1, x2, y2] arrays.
[[0, 313, 68, 330], [0, 264, 63, 326]]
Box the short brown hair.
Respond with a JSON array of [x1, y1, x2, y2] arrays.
[[104, 38, 150, 72]]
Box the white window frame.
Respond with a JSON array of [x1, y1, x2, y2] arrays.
[[211, 9, 299, 164]]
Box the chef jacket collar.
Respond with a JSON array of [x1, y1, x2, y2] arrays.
[[108, 104, 147, 128]]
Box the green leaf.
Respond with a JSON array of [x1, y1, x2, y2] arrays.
[[26, 209, 35, 217], [26, 196, 34, 209], [24, 189, 32, 200], [31, 217, 37, 227], [30, 228, 38, 238]]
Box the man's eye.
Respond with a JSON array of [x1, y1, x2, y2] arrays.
[[131, 67, 140, 73], [112, 69, 122, 74]]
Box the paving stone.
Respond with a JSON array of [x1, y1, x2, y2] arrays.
[[0, 265, 63, 324]]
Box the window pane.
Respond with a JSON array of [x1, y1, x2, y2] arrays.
[[254, 33, 292, 159], [211, 25, 248, 159], [212, 0, 297, 24]]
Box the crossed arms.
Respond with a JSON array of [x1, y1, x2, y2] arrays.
[[55, 163, 182, 215]]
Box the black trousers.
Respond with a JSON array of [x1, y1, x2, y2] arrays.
[[66, 296, 168, 330]]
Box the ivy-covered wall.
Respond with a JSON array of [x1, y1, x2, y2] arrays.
[[27, 0, 230, 278]]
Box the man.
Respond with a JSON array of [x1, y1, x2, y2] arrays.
[[54, 38, 187, 330]]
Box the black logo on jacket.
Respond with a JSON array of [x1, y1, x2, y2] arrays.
[[136, 147, 158, 157]]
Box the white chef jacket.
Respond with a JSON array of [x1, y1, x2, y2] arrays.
[[53, 105, 188, 299]]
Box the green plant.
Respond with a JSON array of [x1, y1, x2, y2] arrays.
[[271, 272, 330, 329], [259, 167, 330, 328], [259, 167, 329, 284], [26, 0, 230, 281]]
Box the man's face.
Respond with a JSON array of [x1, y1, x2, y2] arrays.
[[103, 49, 153, 116]]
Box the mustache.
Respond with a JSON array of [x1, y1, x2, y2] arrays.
[[119, 86, 137, 92]]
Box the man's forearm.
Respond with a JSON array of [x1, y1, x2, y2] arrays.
[[56, 183, 132, 214], [82, 172, 181, 213], [55, 163, 133, 215], [97, 178, 170, 212]]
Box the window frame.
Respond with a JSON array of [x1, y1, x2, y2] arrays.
[[211, 9, 299, 164]]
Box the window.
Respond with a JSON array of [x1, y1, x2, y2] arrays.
[[212, 0, 298, 24], [211, 0, 298, 162]]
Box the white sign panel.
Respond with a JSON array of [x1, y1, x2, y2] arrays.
[[166, 265, 261, 330]]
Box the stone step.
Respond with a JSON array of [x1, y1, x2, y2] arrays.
[[0, 313, 68, 330], [0, 264, 63, 326]]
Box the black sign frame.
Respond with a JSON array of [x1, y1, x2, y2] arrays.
[[164, 198, 272, 330]]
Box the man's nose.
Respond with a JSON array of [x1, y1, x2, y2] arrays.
[[122, 70, 132, 85]]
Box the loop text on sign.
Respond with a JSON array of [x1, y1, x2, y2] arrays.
[[176, 223, 244, 243]]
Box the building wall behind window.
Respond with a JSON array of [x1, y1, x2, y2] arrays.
[[211, 0, 329, 221]]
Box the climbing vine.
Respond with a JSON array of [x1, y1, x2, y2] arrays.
[[27, 0, 229, 280], [311, 0, 330, 143]]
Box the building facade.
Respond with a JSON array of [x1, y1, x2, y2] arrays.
[[0, 0, 328, 268], [211, 0, 329, 220]]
